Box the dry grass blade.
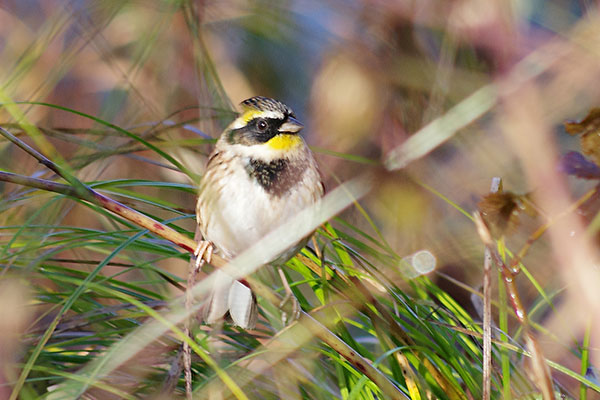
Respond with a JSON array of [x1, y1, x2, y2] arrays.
[[385, 15, 600, 171], [385, 85, 496, 170]]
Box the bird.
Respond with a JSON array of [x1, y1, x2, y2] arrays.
[[196, 96, 324, 329]]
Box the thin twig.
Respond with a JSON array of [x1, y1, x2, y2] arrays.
[[184, 257, 201, 400], [0, 171, 77, 197], [184, 239, 210, 400]]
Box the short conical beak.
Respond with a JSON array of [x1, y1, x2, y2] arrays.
[[278, 116, 303, 133]]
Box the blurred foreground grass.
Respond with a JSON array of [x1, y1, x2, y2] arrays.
[[1, 1, 600, 399]]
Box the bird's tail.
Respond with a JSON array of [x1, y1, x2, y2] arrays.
[[203, 269, 257, 329]]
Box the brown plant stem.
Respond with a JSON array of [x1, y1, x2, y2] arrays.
[[0, 126, 224, 266], [0, 171, 76, 197]]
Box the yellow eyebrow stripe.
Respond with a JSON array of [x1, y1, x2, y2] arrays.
[[266, 134, 302, 150], [242, 109, 263, 123]]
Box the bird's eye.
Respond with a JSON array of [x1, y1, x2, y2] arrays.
[[256, 119, 268, 132]]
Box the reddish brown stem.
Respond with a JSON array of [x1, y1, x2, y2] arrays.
[[474, 210, 554, 399]]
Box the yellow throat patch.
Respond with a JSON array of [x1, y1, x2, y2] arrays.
[[267, 134, 302, 150]]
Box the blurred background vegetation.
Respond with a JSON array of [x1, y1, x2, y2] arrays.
[[1, 0, 600, 399]]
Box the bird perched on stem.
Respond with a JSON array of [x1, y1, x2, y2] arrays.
[[196, 96, 324, 329]]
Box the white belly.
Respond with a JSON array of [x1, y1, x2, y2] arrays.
[[201, 158, 319, 260]]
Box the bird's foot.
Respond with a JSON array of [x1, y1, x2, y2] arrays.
[[279, 291, 301, 326], [193, 240, 213, 272], [277, 267, 301, 326]]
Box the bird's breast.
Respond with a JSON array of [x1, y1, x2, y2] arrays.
[[198, 154, 322, 260]]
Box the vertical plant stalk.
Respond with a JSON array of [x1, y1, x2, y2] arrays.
[[474, 211, 556, 400], [482, 177, 502, 400], [183, 257, 200, 400], [184, 239, 211, 400]]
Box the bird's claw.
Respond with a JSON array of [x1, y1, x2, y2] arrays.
[[194, 240, 213, 272]]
